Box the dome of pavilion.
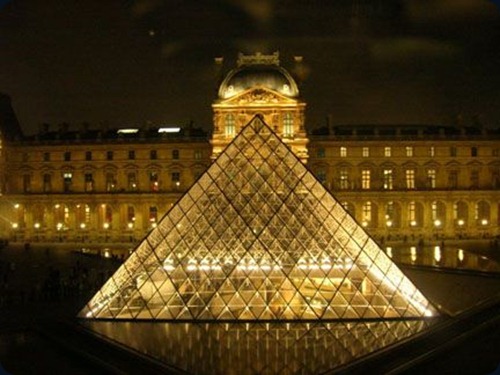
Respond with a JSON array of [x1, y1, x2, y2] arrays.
[[218, 52, 299, 100]]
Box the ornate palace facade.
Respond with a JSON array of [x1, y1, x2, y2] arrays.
[[1, 52, 499, 243]]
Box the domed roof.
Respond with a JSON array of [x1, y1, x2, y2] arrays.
[[218, 52, 299, 100]]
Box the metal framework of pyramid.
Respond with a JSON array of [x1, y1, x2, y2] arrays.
[[80, 116, 437, 321]]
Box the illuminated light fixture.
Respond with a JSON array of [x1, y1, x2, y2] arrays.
[[117, 128, 139, 134], [434, 219, 441, 227], [34, 222, 40, 229], [481, 219, 488, 225], [386, 220, 393, 227], [80, 223, 86, 229], [151, 223, 157, 228], [458, 249, 464, 262], [14, 204, 19, 209], [434, 246, 441, 263], [410, 220, 417, 227], [361, 221, 368, 227], [127, 222, 134, 229], [457, 219, 465, 226], [103, 222, 110, 229], [175, 181, 180, 187], [410, 247, 417, 263], [55, 204, 60, 209], [158, 127, 181, 133], [104, 249, 111, 258], [56, 222, 63, 230], [11, 222, 18, 229]]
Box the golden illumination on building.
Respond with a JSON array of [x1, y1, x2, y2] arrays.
[[80, 117, 436, 321]]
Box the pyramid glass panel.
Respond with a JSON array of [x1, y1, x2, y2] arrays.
[[80, 116, 437, 320]]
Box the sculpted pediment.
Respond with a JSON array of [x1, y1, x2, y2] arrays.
[[219, 86, 298, 106]]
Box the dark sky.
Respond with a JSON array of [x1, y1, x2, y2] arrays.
[[1, 0, 500, 135]]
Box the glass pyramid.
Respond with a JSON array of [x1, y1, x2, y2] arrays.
[[80, 116, 437, 321]]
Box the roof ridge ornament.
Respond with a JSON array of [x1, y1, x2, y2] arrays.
[[237, 51, 280, 67]]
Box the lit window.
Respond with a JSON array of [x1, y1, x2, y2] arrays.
[[63, 172, 73, 192], [340, 147, 347, 157], [408, 201, 416, 224], [431, 201, 438, 221], [106, 173, 116, 192], [362, 201, 372, 224], [172, 149, 179, 160], [362, 147, 369, 157], [384, 147, 391, 157], [429, 146, 435, 157], [427, 169, 436, 189], [361, 170, 371, 190], [383, 169, 393, 190], [405, 146, 413, 157], [406, 169, 415, 189], [339, 169, 349, 190], [225, 114, 235, 137], [283, 113, 294, 137]]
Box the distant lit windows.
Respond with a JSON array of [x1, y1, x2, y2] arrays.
[[383, 169, 393, 190], [85, 151, 92, 161], [64, 151, 71, 161], [128, 172, 137, 191], [225, 114, 235, 137], [106, 151, 113, 161], [84, 173, 93, 192], [317, 148, 326, 158], [194, 150, 203, 160], [471, 147, 478, 157], [450, 146, 457, 157], [429, 146, 435, 157], [340, 147, 347, 157], [339, 169, 349, 190], [128, 150, 135, 160], [384, 147, 391, 157], [172, 149, 179, 160], [43, 173, 51, 193], [316, 170, 327, 184], [63, 172, 73, 192], [405, 169, 415, 189], [283, 113, 294, 137], [150, 150, 157, 160], [43, 152, 50, 162], [405, 146, 413, 157], [427, 169, 436, 189], [431, 201, 438, 221], [106, 173, 116, 192], [150, 171, 159, 192], [361, 170, 371, 190], [362, 201, 372, 225], [362, 147, 369, 157], [408, 201, 416, 224]]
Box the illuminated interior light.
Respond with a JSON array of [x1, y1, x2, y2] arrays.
[[481, 219, 488, 225], [127, 222, 134, 229], [410, 247, 417, 263], [434, 219, 441, 227], [103, 222, 110, 229], [361, 221, 368, 227], [80, 223, 86, 229], [34, 222, 40, 229], [56, 222, 63, 230], [457, 219, 465, 226], [11, 222, 18, 229], [117, 128, 139, 134], [386, 220, 392, 227], [458, 249, 464, 262], [410, 220, 417, 227], [14, 203, 19, 209], [158, 127, 181, 133]]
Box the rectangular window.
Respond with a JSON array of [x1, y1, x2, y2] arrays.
[[63, 172, 72, 192], [362, 201, 372, 224], [427, 169, 436, 189], [171, 172, 180, 182], [149, 206, 158, 224], [194, 150, 203, 160], [405, 146, 413, 157], [128, 172, 137, 190], [448, 170, 458, 189], [43, 174, 51, 193], [317, 148, 326, 158], [64, 151, 71, 161], [450, 146, 457, 157], [43, 152, 50, 162], [150, 150, 157, 160], [340, 147, 347, 157], [471, 147, 478, 157], [172, 150, 179, 160], [106, 151, 113, 161], [384, 147, 391, 157], [339, 169, 349, 190], [406, 169, 415, 189], [127, 206, 135, 223], [408, 201, 416, 224], [150, 172, 159, 192], [316, 170, 326, 184], [361, 170, 371, 190], [362, 147, 369, 157], [383, 169, 393, 190], [128, 150, 135, 160], [283, 113, 294, 137], [85, 151, 92, 161], [106, 173, 116, 192], [471, 170, 479, 188], [84, 173, 93, 192], [23, 174, 31, 193], [429, 146, 435, 157]]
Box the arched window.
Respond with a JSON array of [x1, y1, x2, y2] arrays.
[[225, 114, 235, 137], [283, 113, 294, 137]]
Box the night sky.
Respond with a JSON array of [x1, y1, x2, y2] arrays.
[[1, 0, 500, 135]]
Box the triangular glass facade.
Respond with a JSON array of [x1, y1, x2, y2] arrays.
[[80, 116, 437, 320]]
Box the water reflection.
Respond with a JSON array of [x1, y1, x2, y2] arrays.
[[83, 320, 433, 374], [386, 245, 500, 273]]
